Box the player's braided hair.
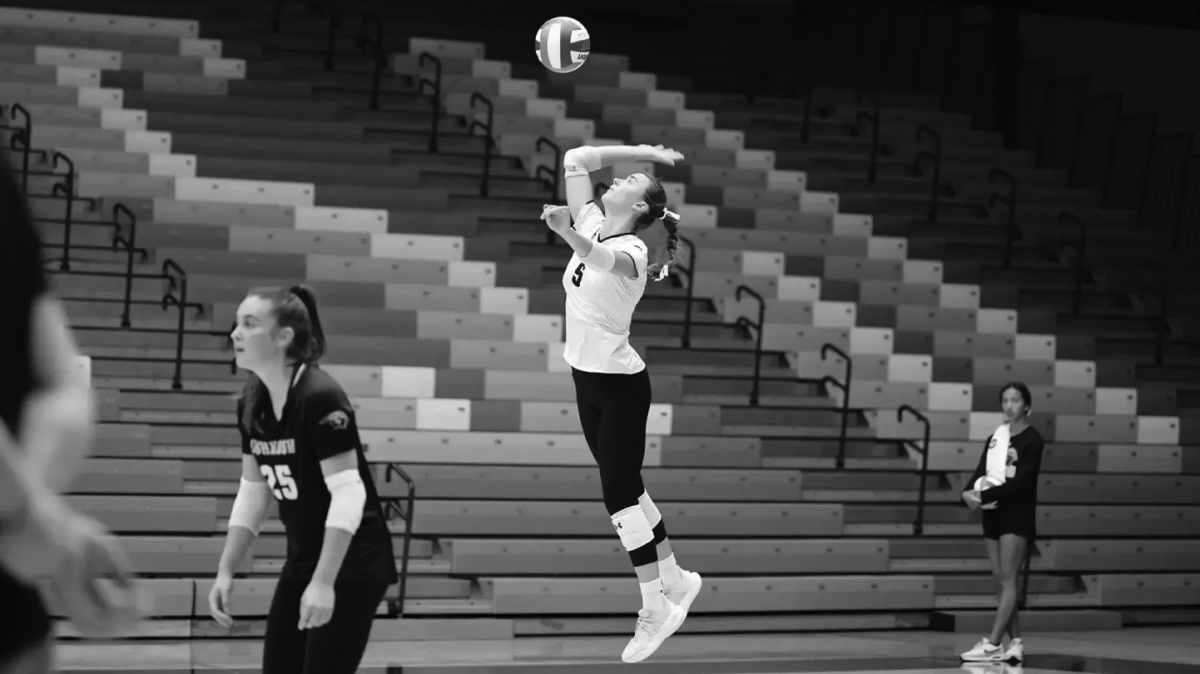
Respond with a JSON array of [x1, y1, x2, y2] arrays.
[[634, 174, 679, 281]]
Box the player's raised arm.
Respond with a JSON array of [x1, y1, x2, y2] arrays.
[[563, 144, 684, 221]]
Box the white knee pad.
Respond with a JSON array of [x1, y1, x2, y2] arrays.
[[638, 491, 661, 527], [610, 505, 654, 551]]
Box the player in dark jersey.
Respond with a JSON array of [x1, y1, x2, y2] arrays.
[[209, 284, 397, 674], [0, 151, 143, 673], [960, 382, 1044, 664]]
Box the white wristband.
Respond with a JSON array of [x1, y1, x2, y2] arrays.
[[324, 469, 366, 534], [563, 146, 601, 177]]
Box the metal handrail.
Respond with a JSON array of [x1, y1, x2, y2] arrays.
[[897, 404, 932, 535], [734, 285, 765, 406], [988, 168, 1019, 269], [1057, 211, 1088, 315], [852, 91, 881, 183], [469, 92, 495, 198], [9, 103, 32, 193], [356, 13, 385, 111], [160, 260, 206, 390], [915, 125, 943, 223], [380, 463, 416, 618], [535, 136, 561, 196], [412, 52, 443, 154], [820, 343, 854, 468], [111, 203, 148, 329]]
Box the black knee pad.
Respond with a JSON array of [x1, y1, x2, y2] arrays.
[[628, 540, 659, 568], [652, 520, 667, 545]]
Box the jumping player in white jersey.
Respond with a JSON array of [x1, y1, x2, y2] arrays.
[[541, 143, 703, 663], [210, 285, 397, 674]]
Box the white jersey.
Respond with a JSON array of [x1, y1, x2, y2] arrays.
[[562, 201, 650, 374]]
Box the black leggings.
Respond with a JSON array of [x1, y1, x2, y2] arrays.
[[262, 575, 389, 674], [572, 366, 652, 515]]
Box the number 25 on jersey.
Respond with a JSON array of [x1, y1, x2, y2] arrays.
[[261, 463, 298, 500]]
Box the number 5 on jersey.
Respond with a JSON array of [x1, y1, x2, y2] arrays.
[[261, 464, 298, 500], [572, 262, 586, 287]]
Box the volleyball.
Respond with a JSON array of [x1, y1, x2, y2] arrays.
[[535, 16, 590, 73], [974, 475, 1003, 491]]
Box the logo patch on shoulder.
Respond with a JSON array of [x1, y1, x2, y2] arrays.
[[320, 410, 350, 430]]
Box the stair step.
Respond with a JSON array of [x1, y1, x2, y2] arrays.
[[935, 592, 1096, 610], [931, 609, 1122, 633]]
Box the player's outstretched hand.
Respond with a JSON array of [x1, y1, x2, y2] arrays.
[[47, 519, 149, 638], [639, 144, 684, 166], [299, 580, 335, 630], [209, 573, 235, 628], [541, 204, 572, 234]]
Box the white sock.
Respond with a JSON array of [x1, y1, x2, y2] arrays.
[[640, 578, 666, 613], [659, 553, 682, 586]]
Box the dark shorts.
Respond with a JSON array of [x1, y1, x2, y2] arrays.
[[982, 504, 1037, 540], [0, 568, 52, 668]]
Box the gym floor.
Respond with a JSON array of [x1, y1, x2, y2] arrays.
[[49, 625, 1200, 673]]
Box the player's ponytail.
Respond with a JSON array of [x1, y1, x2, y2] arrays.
[[648, 209, 680, 282], [286, 284, 326, 364]]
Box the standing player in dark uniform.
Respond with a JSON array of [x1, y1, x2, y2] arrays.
[[209, 285, 397, 674], [960, 382, 1044, 663], [540, 143, 703, 664], [0, 152, 144, 673]]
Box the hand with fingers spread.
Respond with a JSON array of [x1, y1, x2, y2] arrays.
[[638, 144, 685, 166], [0, 425, 147, 638]]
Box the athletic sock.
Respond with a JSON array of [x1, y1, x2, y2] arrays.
[[659, 553, 682, 586], [639, 577, 666, 613]]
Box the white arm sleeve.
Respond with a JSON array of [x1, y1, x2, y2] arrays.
[[324, 469, 367, 534], [228, 477, 272, 536], [580, 240, 618, 272], [563, 146, 601, 178]]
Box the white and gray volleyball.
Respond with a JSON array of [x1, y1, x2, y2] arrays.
[[535, 16, 590, 73]]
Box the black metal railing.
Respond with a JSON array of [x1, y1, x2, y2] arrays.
[[914, 124, 943, 223], [534, 136, 561, 196], [9, 103, 32, 193], [1057, 211, 1088, 316], [469, 92, 495, 198], [111, 203, 148, 329], [51, 152, 78, 270], [897, 404, 932, 536], [1138, 257, 1172, 366], [416, 52, 442, 154], [323, 3, 340, 71], [988, 168, 1018, 269], [852, 92, 882, 183], [354, 13, 386, 111], [820, 343, 853, 469], [380, 463, 416, 618], [675, 235, 696, 349], [270, 0, 284, 33], [799, 81, 813, 143], [733, 284, 765, 406], [161, 260, 205, 390]]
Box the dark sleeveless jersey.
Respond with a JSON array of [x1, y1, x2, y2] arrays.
[[0, 151, 53, 660], [238, 365, 397, 586]]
